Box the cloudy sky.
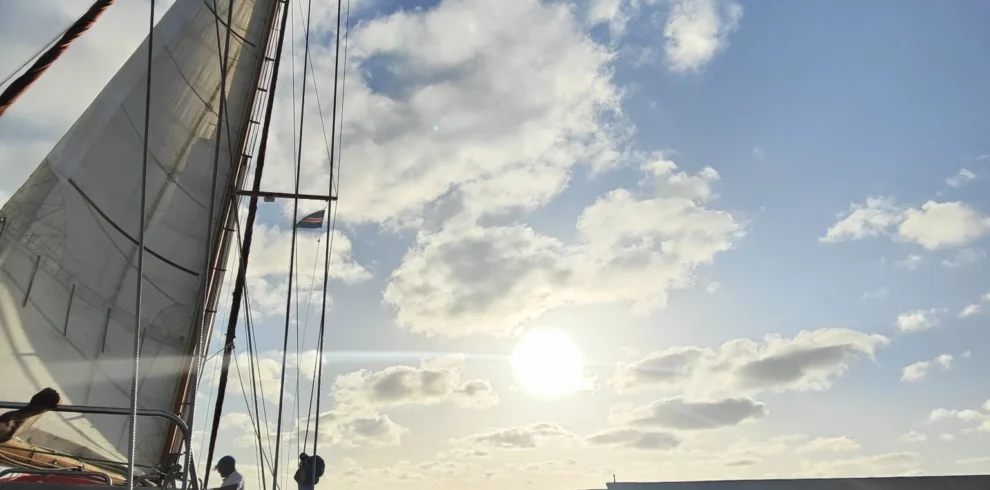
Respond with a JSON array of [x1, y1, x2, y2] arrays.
[[2, 0, 990, 489]]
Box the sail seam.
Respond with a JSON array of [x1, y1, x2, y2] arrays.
[[66, 178, 198, 276]]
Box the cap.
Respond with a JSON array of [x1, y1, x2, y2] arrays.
[[215, 456, 235, 469]]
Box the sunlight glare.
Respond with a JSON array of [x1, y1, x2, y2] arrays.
[[510, 328, 584, 399]]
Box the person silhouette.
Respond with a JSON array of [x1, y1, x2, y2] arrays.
[[210, 456, 244, 490]]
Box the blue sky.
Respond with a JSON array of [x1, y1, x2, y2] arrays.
[[1, 0, 990, 488]]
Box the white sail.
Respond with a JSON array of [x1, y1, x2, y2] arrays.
[[0, 0, 275, 469]]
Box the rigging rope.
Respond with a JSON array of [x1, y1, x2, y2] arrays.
[[271, 0, 315, 486], [298, 0, 351, 450], [126, 0, 154, 486], [311, 0, 350, 459], [0, 0, 116, 118]]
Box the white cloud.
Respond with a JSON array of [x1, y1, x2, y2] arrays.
[[795, 436, 860, 454], [897, 431, 926, 443], [611, 328, 888, 399], [311, 410, 408, 448], [219, 412, 273, 448], [585, 428, 681, 451], [609, 397, 767, 430], [216, 350, 325, 402], [942, 248, 986, 268], [928, 399, 990, 433], [663, 0, 743, 72], [332, 355, 498, 411], [896, 254, 924, 270], [861, 287, 889, 301], [222, 223, 371, 320], [821, 196, 902, 242], [384, 159, 742, 337], [898, 201, 990, 250], [586, 0, 632, 37], [895, 309, 940, 333], [959, 304, 981, 318], [263, 0, 628, 228], [900, 354, 952, 383], [939, 433, 955, 442], [946, 168, 976, 188], [822, 197, 990, 250], [456, 422, 578, 449]]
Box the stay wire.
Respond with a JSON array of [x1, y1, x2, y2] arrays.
[[126, 0, 154, 486], [302, 0, 351, 451], [0, 24, 69, 88], [272, 0, 314, 488], [311, 0, 348, 457]]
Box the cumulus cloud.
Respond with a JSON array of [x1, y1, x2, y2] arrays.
[[946, 168, 976, 188], [822, 197, 990, 250], [899, 202, 990, 249], [456, 422, 578, 449], [262, 0, 628, 228], [219, 412, 273, 448], [958, 290, 990, 318], [611, 328, 888, 398], [929, 400, 990, 433], [663, 0, 743, 72], [310, 410, 408, 448], [609, 397, 767, 430], [222, 221, 371, 321], [332, 355, 499, 410], [900, 354, 953, 383], [895, 309, 940, 333], [958, 304, 982, 318], [821, 196, 902, 243], [384, 157, 742, 337], [896, 254, 924, 270], [585, 428, 680, 451], [214, 350, 325, 402], [897, 431, 927, 443]]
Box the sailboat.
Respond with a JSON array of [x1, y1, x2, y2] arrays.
[[0, 0, 338, 487]]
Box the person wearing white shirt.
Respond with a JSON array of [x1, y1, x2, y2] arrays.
[[210, 455, 245, 490]]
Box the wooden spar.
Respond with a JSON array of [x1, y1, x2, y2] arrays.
[[0, 440, 125, 485]]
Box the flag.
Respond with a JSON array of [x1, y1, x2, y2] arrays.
[[295, 210, 325, 229]]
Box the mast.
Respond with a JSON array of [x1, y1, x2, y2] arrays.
[[202, 0, 292, 484]]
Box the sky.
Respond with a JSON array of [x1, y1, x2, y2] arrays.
[[1, 0, 990, 489]]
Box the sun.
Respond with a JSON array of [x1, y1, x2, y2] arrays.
[[510, 328, 585, 399]]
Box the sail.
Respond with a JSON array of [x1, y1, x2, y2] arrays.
[[0, 0, 275, 469]]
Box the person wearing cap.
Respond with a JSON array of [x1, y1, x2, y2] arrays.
[[294, 453, 324, 490], [211, 455, 245, 490]]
